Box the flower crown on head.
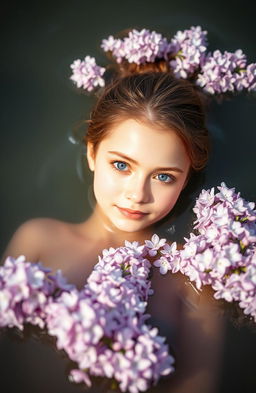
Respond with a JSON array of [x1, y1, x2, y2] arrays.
[[70, 26, 256, 95]]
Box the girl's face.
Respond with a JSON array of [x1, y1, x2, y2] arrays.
[[87, 118, 190, 233]]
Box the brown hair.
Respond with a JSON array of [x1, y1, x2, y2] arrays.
[[85, 65, 210, 171]]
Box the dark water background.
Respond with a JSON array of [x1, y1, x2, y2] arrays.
[[1, 1, 256, 392]]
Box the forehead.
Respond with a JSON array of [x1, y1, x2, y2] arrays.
[[97, 118, 190, 169]]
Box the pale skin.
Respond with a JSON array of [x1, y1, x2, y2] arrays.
[[2, 118, 224, 392]]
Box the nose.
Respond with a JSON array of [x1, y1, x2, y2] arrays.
[[124, 174, 151, 204]]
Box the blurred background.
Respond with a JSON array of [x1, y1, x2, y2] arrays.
[[0, 1, 256, 392]]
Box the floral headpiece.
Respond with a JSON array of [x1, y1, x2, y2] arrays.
[[70, 26, 256, 95]]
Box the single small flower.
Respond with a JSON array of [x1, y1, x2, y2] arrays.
[[69, 369, 92, 386], [153, 257, 171, 274], [145, 234, 166, 256]]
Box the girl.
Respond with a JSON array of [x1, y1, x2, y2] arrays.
[[2, 64, 224, 391]]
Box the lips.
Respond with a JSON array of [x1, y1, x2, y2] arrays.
[[120, 207, 146, 214], [116, 206, 148, 220]]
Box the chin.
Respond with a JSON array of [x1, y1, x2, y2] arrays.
[[109, 218, 147, 233]]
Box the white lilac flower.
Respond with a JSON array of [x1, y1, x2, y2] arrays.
[[124, 240, 146, 257], [181, 240, 198, 259], [204, 226, 221, 242], [193, 188, 216, 230], [153, 257, 172, 275], [194, 248, 214, 272], [157, 242, 181, 273], [212, 204, 230, 226], [196, 187, 215, 207], [216, 182, 236, 204], [232, 197, 255, 217], [101, 35, 116, 52], [69, 369, 92, 387], [213, 281, 234, 302], [145, 234, 166, 256], [183, 264, 203, 290], [212, 255, 232, 277], [241, 295, 256, 319], [193, 205, 213, 231]]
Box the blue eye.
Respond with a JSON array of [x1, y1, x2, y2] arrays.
[[113, 161, 127, 171], [156, 174, 173, 183]]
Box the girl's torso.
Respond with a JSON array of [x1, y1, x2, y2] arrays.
[[2, 217, 223, 393]]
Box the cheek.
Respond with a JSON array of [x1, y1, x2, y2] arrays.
[[154, 185, 183, 215], [93, 165, 120, 202]]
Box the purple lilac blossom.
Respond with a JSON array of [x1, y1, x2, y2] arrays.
[[0, 246, 175, 392], [71, 26, 256, 96], [155, 182, 256, 322], [0, 256, 74, 329], [101, 29, 170, 65], [2, 182, 256, 390], [169, 26, 208, 78], [45, 242, 174, 392], [196, 50, 248, 94], [153, 242, 179, 274], [70, 56, 105, 91], [246, 63, 256, 91], [145, 234, 166, 256]]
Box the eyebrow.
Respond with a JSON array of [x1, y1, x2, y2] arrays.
[[108, 151, 184, 173]]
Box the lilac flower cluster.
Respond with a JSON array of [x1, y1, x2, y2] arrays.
[[0, 240, 174, 392], [0, 255, 74, 330], [46, 240, 174, 393], [154, 183, 256, 322], [2, 193, 256, 390], [196, 49, 256, 94], [169, 28, 256, 93], [101, 29, 170, 64], [70, 26, 256, 95], [70, 56, 105, 92], [169, 26, 208, 78]]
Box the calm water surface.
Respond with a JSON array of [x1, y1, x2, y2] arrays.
[[1, 1, 256, 392]]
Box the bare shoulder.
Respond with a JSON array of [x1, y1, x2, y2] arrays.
[[1, 218, 71, 264]]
